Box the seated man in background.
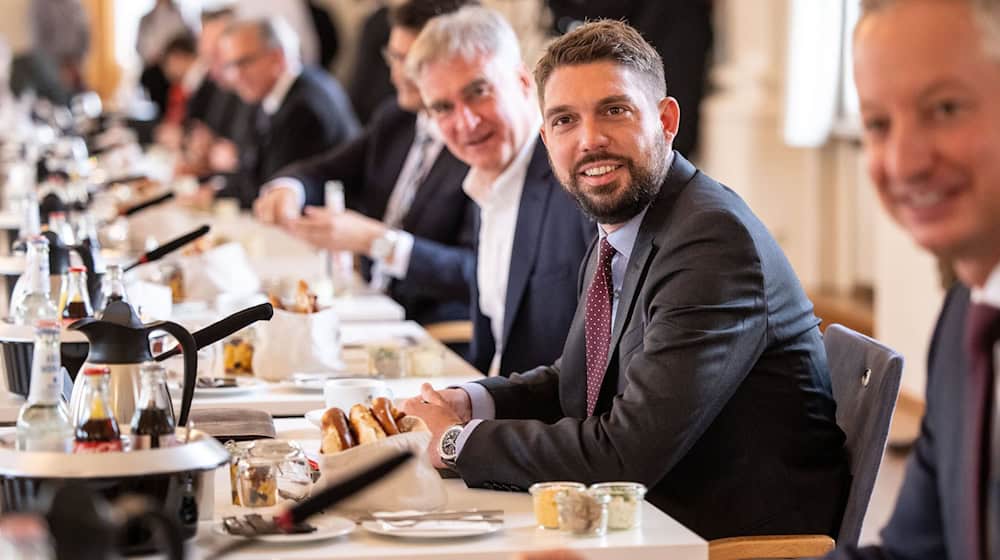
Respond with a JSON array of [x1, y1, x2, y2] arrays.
[[404, 6, 594, 376], [254, 0, 476, 328], [403, 17, 850, 540], [205, 17, 360, 209], [827, 0, 1000, 558]]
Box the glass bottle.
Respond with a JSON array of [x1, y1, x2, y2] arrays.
[[129, 363, 175, 450], [324, 180, 355, 295], [16, 322, 73, 452], [73, 367, 122, 453], [97, 264, 128, 316], [60, 266, 92, 324], [10, 236, 58, 326]]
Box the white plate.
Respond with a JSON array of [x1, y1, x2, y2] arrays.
[[214, 515, 355, 543], [171, 377, 263, 397], [360, 519, 503, 539], [305, 408, 325, 428], [288, 372, 367, 392]]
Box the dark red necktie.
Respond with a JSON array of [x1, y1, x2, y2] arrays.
[[585, 238, 616, 416], [965, 302, 1000, 559]]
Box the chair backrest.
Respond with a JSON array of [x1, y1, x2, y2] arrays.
[[823, 324, 904, 547]]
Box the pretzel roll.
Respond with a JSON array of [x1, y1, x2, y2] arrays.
[[320, 407, 354, 454], [349, 404, 387, 445], [397, 415, 430, 434], [370, 397, 401, 435]]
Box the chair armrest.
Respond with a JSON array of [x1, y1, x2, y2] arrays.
[[424, 320, 474, 344], [709, 534, 836, 560]]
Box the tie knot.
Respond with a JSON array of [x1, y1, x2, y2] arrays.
[[967, 302, 1000, 353], [598, 238, 616, 267]]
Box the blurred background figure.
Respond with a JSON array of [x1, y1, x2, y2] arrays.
[[207, 17, 360, 208], [30, 0, 91, 94], [234, 0, 321, 68], [136, 0, 192, 121], [158, 34, 198, 128], [346, 2, 393, 126]]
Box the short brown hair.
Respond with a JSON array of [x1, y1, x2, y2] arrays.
[[534, 19, 666, 106]]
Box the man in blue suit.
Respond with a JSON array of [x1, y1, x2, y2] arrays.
[[406, 5, 594, 376], [828, 0, 1000, 558]]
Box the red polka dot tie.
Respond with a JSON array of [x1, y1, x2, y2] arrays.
[[585, 238, 616, 416]]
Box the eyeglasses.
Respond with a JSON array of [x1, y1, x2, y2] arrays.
[[381, 46, 407, 67], [222, 50, 270, 74]]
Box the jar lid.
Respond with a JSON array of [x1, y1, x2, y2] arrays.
[[589, 481, 648, 498], [528, 481, 586, 495]]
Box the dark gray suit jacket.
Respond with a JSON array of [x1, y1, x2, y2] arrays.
[[827, 284, 979, 559], [458, 153, 850, 540]]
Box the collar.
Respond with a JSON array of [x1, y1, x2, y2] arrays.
[[600, 206, 648, 261], [415, 111, 443, 144], [181, 60, 207, 94], [971, 261, 1000, 308], [261, 65, 301, 115], [462, 132, 539, 207]]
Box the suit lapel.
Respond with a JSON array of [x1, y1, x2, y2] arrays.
[[601, 154, 699, 372], [501, 141, 553, 347], [401, 150, 458, 232]]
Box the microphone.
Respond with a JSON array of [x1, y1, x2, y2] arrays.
[[119, 191, 175, 217], [276, 451, 413, 530], [124, 225, 210, 272]]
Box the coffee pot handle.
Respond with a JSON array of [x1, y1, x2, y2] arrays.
[[147, 321, 198, 427]]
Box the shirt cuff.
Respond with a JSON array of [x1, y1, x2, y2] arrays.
[[460, 383, 496, 420], [376, 230, 414, 279], [261, 177, 306, 209], [454, 419, 483, 459]]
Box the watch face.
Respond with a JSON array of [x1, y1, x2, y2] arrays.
[[440, 426, 462, 459]]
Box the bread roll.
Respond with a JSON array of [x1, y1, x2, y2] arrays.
[[370, 397, 400, 435], [349, 404, 387, 444], [397, 415, 430, 434], [320, 407, 355, 454]]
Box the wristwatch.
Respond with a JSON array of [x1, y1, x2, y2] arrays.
[[438, 424, 465, 468], [369, 229, 399, 262]]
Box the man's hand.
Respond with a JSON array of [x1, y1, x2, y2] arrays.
[[288, 206, 387, 254], [208, 139, 239, 173], [401, 383, 467, 469], [254, 186, 301, 225]]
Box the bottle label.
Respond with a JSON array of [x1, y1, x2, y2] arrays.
[[27, 344, 62, 404], [74, 439, 123, 453]]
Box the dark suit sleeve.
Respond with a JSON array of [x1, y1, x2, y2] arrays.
[[404, 201, 476, 302], [457, 209, 772, 486], [272, 127, 372, 207]]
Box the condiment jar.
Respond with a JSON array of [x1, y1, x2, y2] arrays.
[[589, 482, 647, 530], [528, 481, 586, 529], [235, 440, 312, 507], [556, 488, 610, 536]]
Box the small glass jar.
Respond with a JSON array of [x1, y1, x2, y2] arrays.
[[589, 482, 647, 530], [223, 327, 257, 376], [556, 488, 610, 536], [405, 345, 446, 377], [226, 440, 254, 506], [237, 439, 312, 506], [529, 482, 586, 529], [236, 455, 278, 508], [367, 343, 405, 378]]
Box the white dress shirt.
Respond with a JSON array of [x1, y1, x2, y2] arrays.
[[261, 65, 301, 116], [464, 134, 539, 375]]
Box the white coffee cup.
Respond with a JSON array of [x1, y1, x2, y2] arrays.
[[324, 378, 393, 411]]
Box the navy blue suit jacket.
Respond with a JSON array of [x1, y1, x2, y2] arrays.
[[828, 284, 979, 559], [275, 98, 474, 325], [468, 138, 595, 377]]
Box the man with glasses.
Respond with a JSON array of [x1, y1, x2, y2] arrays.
[[212, 17, 359, 208], [253, 0, 476, 330]]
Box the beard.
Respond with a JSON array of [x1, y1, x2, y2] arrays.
[[554, 136, 671, 225]]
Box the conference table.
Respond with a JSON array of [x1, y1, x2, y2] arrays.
[[189, 418, 708, 560]]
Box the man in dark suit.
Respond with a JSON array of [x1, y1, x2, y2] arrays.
[[253, 0, 475, 327], [403, 18, 849, 540], [405, 6, 594, 376], [824, 1, 1000, 558], [214, 17, 360, 208]]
